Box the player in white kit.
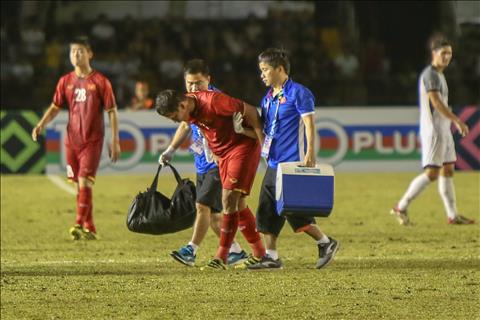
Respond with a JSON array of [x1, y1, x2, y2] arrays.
[[390, 36, 475, 225]]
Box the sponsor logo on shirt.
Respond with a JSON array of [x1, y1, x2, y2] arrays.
[[87, 83, 96, 91]]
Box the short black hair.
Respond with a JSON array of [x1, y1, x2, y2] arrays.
[[429, 34, 451, 51], [70, 36, 92, 50], [184, 59, 210, 76], [155, 89, 185, 116], [258, 48, 290, 75]]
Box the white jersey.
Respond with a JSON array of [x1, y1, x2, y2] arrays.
[[418, 65, 456, 167], [418, 65, 451, 136]]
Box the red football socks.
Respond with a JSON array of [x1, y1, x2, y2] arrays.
[[215, 212, 239, 263], [75, 187, 92, 227], [83, 201, 96, 234], [238, 207, 266, 258]]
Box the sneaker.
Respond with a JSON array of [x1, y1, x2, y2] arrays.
[[234, 254, 262, 270], [69, 224, 83, 240], [170, 245, 196, 266], [227, 250, 248, 265], [390, 205, 410, 225], [200, 258, 227, 270], [316, 237, 339, 269], [448, 215, 475, 225], [82, 228, 97, 240], [247, 255, 283, 270]]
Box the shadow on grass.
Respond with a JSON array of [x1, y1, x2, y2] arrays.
[[331, 258, 479, 270], [2, 257, 478, 277]]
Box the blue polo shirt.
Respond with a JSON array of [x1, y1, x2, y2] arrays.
[[261, 78, 315, 169], [190, 84, 220, 174]]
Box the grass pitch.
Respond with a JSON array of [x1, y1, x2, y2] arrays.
[[1, 171, 479, 319]]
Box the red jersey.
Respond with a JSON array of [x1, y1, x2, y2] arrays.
[[53, 71, 116, 147], [188, 91, 257, 158]]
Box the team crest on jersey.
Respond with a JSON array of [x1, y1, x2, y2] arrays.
[[198, 118, 213, 128], [280, 96, 287, 104], [87, 83, 96, 91], [67, 84, 74, 90]]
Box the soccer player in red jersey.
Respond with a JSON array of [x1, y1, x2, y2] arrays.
[[31, 36, 121, 240], [155, 89, 266, 269]]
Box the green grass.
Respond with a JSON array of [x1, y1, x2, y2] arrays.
[[1, 172, 479, 319]]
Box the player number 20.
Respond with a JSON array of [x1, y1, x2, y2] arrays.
[[74, 88, 87, 102]]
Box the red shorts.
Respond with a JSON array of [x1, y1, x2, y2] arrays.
[[218, 140, 261, 195], [65, 141, 103, 183]]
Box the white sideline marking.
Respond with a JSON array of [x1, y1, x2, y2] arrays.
[[2, 258, 169, 266], [47, 175, 76, 195]]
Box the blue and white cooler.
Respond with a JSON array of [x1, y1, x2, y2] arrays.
[[276, 162, 334, 217]]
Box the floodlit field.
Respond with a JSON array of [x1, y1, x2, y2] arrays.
[[1, 171, 479, 319]]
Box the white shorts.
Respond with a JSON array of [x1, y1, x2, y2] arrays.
[[421, 132, 456, 168]]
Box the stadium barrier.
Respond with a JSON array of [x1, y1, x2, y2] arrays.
[[452, 106, 479, 171], [0, 111, 46, 174], [1, 107, 477, 174]]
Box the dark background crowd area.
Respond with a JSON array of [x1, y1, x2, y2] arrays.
[[1, 1, 479, 110]]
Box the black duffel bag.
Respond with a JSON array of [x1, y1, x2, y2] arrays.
[[127, 163, 196, 235]]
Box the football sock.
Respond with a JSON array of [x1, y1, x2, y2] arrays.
[[75, 193, 79, 224], [398, 173, 431, 211], [438, 176, 458, 219], [76, 187, 92, 226], [83, 201, 96, 234], [317, 235, 330, 244], [238, 207, 266, 258], [266, 249, 278, 260], [229, 241, 242, 254], [188, 241, 199, 255], [215, 212, 239, 263]]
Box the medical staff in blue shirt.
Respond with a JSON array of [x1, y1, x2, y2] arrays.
[[235, 49, 339, 270]]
